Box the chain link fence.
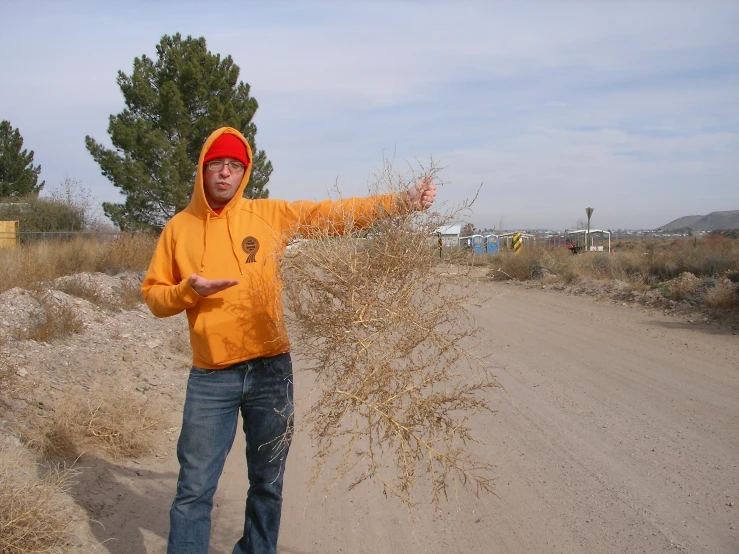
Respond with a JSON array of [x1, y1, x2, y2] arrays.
[[0, 231, 129, 247]]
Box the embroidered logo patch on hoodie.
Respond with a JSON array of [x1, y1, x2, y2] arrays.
[[242, 236, 260, 263]]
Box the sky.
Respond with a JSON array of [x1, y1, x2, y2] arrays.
[[1, 1, 737, 231]]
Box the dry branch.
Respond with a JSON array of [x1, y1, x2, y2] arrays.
[[281, 161, 500, 506]]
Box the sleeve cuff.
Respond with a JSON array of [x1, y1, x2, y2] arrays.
[[179, 279, 201, 307]]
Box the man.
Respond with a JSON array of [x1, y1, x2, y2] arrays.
[[142, 127, 436, 554]]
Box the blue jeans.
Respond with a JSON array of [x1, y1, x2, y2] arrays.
[[167, 353, 294, 554]]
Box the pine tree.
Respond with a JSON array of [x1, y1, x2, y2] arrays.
[[0, 120, 45, 198], [86, 33, 272, 230]]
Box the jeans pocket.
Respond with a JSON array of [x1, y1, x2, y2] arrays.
[[189, 366, 218, 377], [267, 353, 293, 378]]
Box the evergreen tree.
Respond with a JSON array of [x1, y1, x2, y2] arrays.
[[0, 120, 45, 198], [86, 33, 272, 230]]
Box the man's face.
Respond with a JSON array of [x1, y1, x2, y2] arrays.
[[203, 158, 244, 209]]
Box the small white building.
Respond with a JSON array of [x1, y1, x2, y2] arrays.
[[434, 224, 462, 247]]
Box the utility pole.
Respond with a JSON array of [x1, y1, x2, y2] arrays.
[[585, 207, 594, 252]]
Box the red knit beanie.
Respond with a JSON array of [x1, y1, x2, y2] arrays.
[[203, 133, 249, 166]]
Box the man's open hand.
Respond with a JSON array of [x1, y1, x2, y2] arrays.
[[408, 178, 437, 210], [189, 274, 239, 297]]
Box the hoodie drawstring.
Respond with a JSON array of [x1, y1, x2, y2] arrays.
[[227, 212, 244, 275], [200, 212, 210, 273], [200, 210, 243, 275]]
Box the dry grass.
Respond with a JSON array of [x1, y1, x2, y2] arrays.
[[282, 162, 499, 506], [491, 237, 738, 283], [19, 291, 84, 343], [609, 236, 738, 282], [0, 233, 156, 294], [54, 278, 110, 309], [24, 388, 166, 461], [489, 246, 568, 281], [0, 444, 78, 553], [486, 236, 739, 313]]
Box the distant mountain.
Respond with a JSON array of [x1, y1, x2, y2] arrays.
[[659, 210, 739, 231]]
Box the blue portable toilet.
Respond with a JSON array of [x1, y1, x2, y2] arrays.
[[471, 234, 485, 254], [485, 234, 499, 254]]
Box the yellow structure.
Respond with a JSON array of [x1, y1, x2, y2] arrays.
[[0, 220, 19, 248], [512, 232, 522, 254]]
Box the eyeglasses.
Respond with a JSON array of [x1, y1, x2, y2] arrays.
[[206, 160, 246, 173]]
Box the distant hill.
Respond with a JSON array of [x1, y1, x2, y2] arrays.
[[659, 210, 739, 231]]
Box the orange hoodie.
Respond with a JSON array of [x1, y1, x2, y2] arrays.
[[142, 127, 402, 369]]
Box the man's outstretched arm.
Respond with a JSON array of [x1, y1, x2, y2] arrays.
[[282, 178, 439, 237]]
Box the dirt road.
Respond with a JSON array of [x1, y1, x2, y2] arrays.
[[70, 280, 738, 553], [198, 282, 738, 554]]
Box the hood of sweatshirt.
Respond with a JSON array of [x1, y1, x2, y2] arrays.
[[187, 127, 254, 220], [183, 127, 255, 273]]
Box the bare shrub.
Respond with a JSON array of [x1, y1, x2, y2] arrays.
[[703, 280, 738, 309], [644, 251, 681, 281], [47, 176, 104, 230], [0, 444, 78, 553], [660, 272, 701, 301], [613, 250, 650, 283], [585, 252, 617, 279], [536, 247, 572, 276], [20, 292, 83, 343], [28, 389, 166, 460], [282, 162, 499, 506], [489, 248, 542, 280]]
